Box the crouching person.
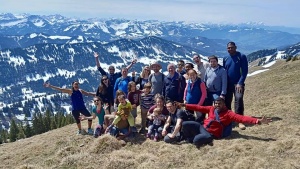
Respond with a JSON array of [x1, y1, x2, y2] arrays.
[[179, 97, 272, 148], [79, 96, 109, 137], [162, 101, 195, 143], [107, 116, 132, 140]]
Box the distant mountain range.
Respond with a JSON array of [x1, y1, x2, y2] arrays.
[[1, 13, 300, 130]]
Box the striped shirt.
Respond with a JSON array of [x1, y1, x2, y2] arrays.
[[140, 93, 154, 109]]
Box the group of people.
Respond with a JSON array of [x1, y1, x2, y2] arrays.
[[43, 41, 271, 147]]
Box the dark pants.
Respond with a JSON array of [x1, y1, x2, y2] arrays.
[[225, 84, 244, 115], [206, 91, 222, 106], [182, 121, 213, 146], [72, 108, 92, 124], [163, 126, 183, 143]]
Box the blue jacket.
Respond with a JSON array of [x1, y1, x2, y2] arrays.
[[163, 72, 186, 102], [186, 78, 202, 104], [223, 52, 248, 86], [113, 76, 134, 98]]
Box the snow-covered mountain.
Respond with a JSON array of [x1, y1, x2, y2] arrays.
[[1, 13, 300, 55]]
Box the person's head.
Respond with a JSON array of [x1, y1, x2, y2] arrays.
[[141, 66, 151, 78], [167, 63, 176, 75], [117, 95, 127, 105], [143, 82, 151, 94], [93, 96, 102, 106], [213, 97, 226, 111], [121, 67, 128, 77], [108, 66, 115, 74], [101, 75, 109, 86], [208, 55, 219, 68], [128, 81, 136, 93], [166, 100, 176, 114], [177, 60, 185, 70], [227, 42, 237, 56], [115, 90, 126, 100], [153, 108, 162, 116], [193, 54, 201, 64], [187, 69, 197, 82], [72, 81, 80, 90], [184, 63, 194, 72], [150, 62, 162, 73], [154, 94, 165, 107]]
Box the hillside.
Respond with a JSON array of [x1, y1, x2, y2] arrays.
[[0, 60, 300, 169]]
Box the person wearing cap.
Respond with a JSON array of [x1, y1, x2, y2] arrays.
[[223, 42, 248, 130], [204, 55, 227, 105], [193, 54, 210, 80], [148, 61, 165, 96], [94, 52, 136, 88]]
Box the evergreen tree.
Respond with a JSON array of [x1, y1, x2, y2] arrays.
[[286, 55, 292, 62], [1, 129, 8, 143], [24, 118, 33, 138], [292, 56, 298, 61], [9, 119, 19, 142], [50, 117, 57, 130], [43, 109, 52, 132], [17, 122, 26, 139]]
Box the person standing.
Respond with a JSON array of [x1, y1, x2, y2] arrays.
[[176, 60, 186, 76], [223, 42, 248, 130], [192, 54, 209, 80], [43, 81, 95, 135], [148, 62, 165, 96], [94, 52, 136, 88], [135, 66, 151, 90], [113, 68, 135, 98], [204, 55, 227, 105]]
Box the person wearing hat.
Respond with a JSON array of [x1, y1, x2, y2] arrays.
[[148, 61, 165, 96]]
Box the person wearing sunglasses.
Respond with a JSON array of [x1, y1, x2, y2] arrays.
[[176, 59, 186, 76], [96, 75, 113, 113]]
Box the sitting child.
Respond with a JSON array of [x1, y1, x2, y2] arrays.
[[146, 108, 165, 141], [106, 94, 137, 134]]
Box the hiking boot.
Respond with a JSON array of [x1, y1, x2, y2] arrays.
[[139, 127, 146, 134], [238, 123, 246, 130], [77, 130, 82, 135], [87, 128, 93, 135]]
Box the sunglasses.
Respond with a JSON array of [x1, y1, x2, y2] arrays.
[[102, 78, 108, 81], [94, 100, 99, 102], [227, 47, 235, 49], [177, 64, 183, 66]]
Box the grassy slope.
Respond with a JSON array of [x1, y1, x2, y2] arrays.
[[1, 60, 300, 169]]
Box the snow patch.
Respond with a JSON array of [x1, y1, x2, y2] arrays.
[[247, 69, 269, 77], [262, 60, 276, 68]]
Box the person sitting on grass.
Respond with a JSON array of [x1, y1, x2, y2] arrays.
[[177, 97, 272, 148], [79, 96, 110, 138], [105, 95, 136, 134], [146, 108, 165, 141], [162, 100, 195, 144], [43, 81, 95, 135]]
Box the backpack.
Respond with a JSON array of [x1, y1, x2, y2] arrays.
[[214, 109, 232, 138]]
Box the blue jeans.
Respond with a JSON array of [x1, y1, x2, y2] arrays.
[[110, 127, 129, 137], [225, 84, 244, 115], [206, 91, 222, 106], [182, 121, 213, 146]]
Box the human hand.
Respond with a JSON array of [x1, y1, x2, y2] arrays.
[[94, 52, 99, 58], [132, 58, 137, 64], [175, 101, 185, 108], [258, 116, 272, 125], [162, 129, 167, 136], [220, 94, 225, 99], [79, 115, 86, 121], [43, 82, 50, 88], [103, 103, 109, 110], [235, 84, 243, 93], [132, 104, 137, 108], [167, 133, 175, 138]]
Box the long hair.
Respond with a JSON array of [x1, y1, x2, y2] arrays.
[[98, 75, 109, 94], [140, 66, 150, 78], [127, 81, 136, 93]]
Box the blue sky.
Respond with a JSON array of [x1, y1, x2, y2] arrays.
[[1, 0, 299, 27]]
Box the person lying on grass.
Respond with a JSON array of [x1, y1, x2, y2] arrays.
[[176, 97, 272, 148], [79, 96, 110, 138]]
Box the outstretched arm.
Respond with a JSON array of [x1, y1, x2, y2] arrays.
[[80, 89, 96, 97], [126, 59, 137, 71], [43, 82, 72, 94]]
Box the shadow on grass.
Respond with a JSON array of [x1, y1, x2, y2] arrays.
[[226, 130, 277, 142]]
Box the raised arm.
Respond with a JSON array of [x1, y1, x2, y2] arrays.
[[94, 52, 108, 76], [126, 59, 137, 71], [43, 82, 72, 94]]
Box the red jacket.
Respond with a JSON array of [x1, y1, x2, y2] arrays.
[[186, 104, 259, 138]]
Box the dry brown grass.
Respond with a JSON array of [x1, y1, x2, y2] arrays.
[[1, 60, 300, 169]]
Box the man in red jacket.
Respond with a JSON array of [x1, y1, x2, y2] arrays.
[[177, 97, 271, 147]]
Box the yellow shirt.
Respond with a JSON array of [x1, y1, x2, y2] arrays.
[[118, 101, 132, 116]]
